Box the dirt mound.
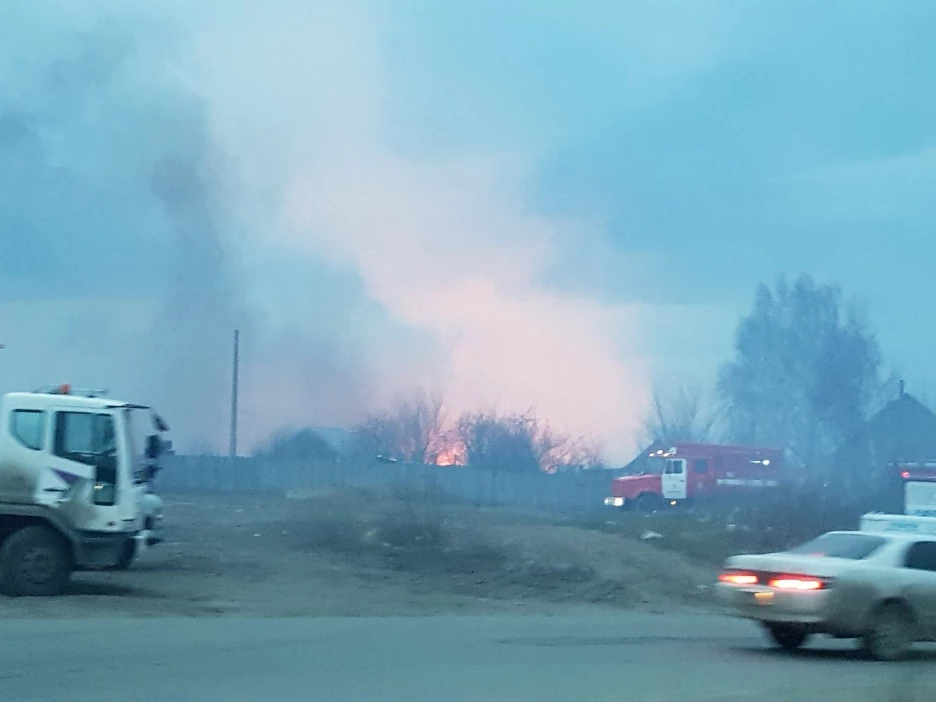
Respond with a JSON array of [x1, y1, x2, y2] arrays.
[[1, 491, 717, 619], [287, 489, 716, 609]]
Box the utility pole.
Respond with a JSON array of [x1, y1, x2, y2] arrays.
[[229, 329, 239, 458]]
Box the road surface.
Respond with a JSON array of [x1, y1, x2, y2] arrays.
[[1, 612, 934, 701]]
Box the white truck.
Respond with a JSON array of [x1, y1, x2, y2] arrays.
[[0, 385, 169, 596]]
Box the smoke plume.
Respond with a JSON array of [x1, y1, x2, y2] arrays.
[[1, 1, 649, 460]]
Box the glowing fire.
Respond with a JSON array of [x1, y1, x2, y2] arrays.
[[434, 439, 466, 466]]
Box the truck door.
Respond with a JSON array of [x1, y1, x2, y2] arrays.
[[692, 458, 711, 499], [47, 409, 137, 533], [662, 459, 688, 500]]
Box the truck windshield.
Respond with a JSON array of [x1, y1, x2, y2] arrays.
[[785, 533, 887, 560]]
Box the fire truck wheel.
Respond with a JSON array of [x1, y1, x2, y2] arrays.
[[635, 493, 664, 513], [0, 525, 73, 597], [764, 623, 809, 651]]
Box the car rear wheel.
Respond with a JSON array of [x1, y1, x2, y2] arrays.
[[863, 602, 914, 661], [764, 623, 809, 651]]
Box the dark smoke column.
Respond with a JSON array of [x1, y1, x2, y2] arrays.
[[146, 102, 249, 454]]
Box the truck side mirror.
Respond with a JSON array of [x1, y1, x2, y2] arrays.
[[93, 459, 117, 506], [154, 413, 170, 432], [93, 481, 116, 506], [145, 435, 163, 459]]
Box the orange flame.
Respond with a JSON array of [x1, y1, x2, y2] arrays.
[[434, 439, 466, 466]]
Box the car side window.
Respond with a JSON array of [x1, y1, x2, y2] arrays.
[[694, 459, 709, 474], [10, 409, 45, 450], [904, 541, 936, 571]]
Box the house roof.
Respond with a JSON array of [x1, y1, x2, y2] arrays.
[[837, 393, 936, 468]]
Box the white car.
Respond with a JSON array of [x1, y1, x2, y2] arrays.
[[714, 513, 936, 660]]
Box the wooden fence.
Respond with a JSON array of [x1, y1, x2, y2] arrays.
[[157, 455, 621, 513]]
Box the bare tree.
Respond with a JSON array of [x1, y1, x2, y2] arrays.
[[643, 380, 716, 446], [540, 435, 606, 472], [349, 414, 400, 460], [352, 393, 605, 471], [397, 390, 448, 464], [255, 427, 337, 462], [457, 410, 540, 473], [350, 390, 448, 464], [457, 409, 605, 472]]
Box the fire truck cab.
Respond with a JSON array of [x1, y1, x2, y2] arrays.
[[606, 442, 785, 511]]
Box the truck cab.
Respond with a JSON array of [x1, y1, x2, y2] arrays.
[[0, 387, 169, 596]]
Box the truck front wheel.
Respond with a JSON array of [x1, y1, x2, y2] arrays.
[[108, 538, 137, 571], [0, 525, 73, 597], [634, 493, 664, 513]]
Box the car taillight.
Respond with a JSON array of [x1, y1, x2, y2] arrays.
[[718, 571, 759, 586], [767, 576, 828, 591]]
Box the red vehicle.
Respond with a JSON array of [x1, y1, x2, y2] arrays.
[[605, 442, 786, 511]]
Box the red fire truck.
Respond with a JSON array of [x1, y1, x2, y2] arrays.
[[605, 442, 786, 511]]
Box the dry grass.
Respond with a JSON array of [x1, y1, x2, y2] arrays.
[[289, 488, 717, 609], [569, 488, 869, 566]]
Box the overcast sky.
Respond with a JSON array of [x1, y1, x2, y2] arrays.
[[1, 1, 934, 460]]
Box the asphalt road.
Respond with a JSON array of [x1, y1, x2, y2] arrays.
[[2, 612, 935, 702]]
